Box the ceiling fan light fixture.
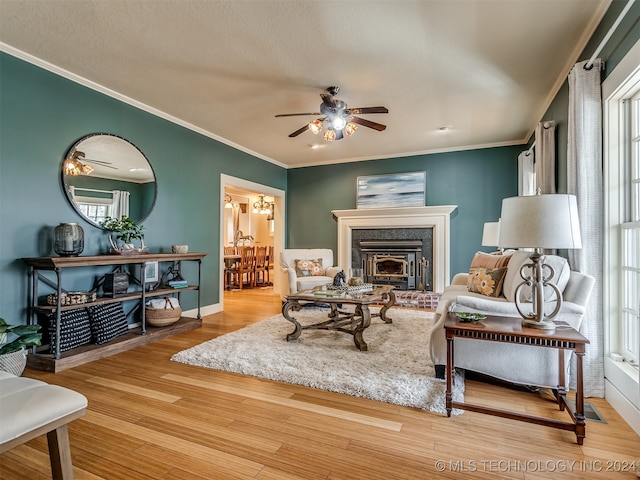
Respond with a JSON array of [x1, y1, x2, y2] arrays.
[[308, 119, 323, 135], [323, 129, 336, 142], [64, 158, 93, 176], [345, 122, 358, 136], [331, 115, 347, 131]]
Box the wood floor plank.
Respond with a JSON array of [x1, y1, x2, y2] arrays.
[[1, 288, 638, 480]]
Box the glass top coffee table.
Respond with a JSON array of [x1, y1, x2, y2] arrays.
[[282, 285, 396, 351]]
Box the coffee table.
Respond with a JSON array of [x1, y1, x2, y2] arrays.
[[445, 312, 589, 444], [282, 285, 395, 351]]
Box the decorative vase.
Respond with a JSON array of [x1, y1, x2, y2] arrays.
[[53, 222, 84, 256], [0, 348, 27, 376]]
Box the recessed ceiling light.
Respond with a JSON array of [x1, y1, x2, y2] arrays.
[[438, 125, 453, 131], [309, 144, 322, 149]]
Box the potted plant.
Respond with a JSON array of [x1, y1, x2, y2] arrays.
[[101, 216, 147, 254], [0, 318, 42, 376]]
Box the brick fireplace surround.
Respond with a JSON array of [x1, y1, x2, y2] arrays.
[[332, 206, 457, 294]]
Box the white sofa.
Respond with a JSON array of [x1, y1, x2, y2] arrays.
[[279, 248, 343, 301], [430, 250, 595, 388]]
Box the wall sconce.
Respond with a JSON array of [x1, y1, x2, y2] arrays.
[[224, 194, 233, 209]]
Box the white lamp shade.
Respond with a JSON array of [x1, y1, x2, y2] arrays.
[[498, 194, 582, 249], [481, 222, 500, 247]]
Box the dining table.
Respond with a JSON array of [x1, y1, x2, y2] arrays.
[[223, 254, 241, 290]]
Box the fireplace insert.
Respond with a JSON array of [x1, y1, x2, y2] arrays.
[[359, 240, 425, 290]]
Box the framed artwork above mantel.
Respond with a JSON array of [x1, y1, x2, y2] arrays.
[[356, 171, 426, 209]]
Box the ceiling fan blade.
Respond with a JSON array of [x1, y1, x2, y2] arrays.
[[350, 116, 387, 131], [320, 93, 336, 109], [86, 160, 118, 170], [348, 106, 389, 115], [275, 112, 321, 117], [288, 125, 311, 138]]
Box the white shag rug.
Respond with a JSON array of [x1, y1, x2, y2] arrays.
[[171, 307, 464, 414]]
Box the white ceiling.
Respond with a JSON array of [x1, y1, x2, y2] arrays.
[[0, 0, 610, 169]]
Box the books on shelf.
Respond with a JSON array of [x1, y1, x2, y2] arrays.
[[168, 279, 188, 289]]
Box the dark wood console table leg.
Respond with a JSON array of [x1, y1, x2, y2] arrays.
[[574, 348, 586, 445], [445, 333, 453, 417]]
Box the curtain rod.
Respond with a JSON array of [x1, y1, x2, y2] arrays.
[[72, 187, 113, 194], [525, 141, 536, 156], [585, 0, 636, 70]]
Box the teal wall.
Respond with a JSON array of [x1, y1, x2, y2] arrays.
[[287, 146, 521, 278], [0, 52, 287, 324]]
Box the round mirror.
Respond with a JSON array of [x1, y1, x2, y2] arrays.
[[61, 133, 157, 229]]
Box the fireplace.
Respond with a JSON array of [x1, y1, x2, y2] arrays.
[[332, 205, 457, 293]]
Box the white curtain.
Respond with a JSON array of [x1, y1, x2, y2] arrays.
[[518, 150, 535, 196], [567, 59, 604, 397], [111, 190, 130, 219], [534, 121, 556, 194]]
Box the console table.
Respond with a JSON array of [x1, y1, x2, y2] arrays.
[[21, 252, 207, 372], [445, 312, 589, 444]]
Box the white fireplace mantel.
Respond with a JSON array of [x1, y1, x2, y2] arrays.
[[332, 206, 457, 293]]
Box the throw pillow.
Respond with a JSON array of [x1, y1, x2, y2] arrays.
[[88, 302, 129, 344], [294, 259, 324, 277], [466, 252, 512, 297], [467, 266, 508, 297], [46, 308, 92, 353]]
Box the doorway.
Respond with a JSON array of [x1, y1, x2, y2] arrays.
[[220, 174, 284, 306]]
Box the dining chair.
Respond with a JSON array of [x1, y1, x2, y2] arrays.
[[230, 246, 255, 289], [254, 246, 269, 286]]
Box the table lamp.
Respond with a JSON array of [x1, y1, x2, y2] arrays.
[[498, 194, 582, 330], [481, 221, 501, 253]]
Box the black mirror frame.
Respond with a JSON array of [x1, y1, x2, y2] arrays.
[[60, 133, 157, 230]]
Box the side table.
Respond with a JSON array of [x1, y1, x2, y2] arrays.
[[445, 312, 589, 444]]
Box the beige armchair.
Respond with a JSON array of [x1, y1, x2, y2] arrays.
[[279, 248, 343, 301]]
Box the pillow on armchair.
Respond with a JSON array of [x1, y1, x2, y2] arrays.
[[294, 259, 324, 277]]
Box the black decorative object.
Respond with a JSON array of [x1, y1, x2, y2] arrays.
[[53, 222, 84, 256], [103, 272, 129, 297], [332, 271, 346, 287]]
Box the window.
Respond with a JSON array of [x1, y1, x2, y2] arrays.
[[604, 40, 640, 371], [620, 92, 640, 365], [75, 196, 111, 224]]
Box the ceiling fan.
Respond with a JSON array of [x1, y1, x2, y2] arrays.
[[64, 150, 117, 176], [275, 86, 388, 141]]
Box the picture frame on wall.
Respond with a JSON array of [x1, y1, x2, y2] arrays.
[[356, 171, 426, 209]]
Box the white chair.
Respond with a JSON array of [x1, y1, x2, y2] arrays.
[[0, 371, 88, 479], [279, 248, 343, 301]]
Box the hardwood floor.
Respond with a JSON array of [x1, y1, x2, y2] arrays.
[[2, 288, 639, 479]]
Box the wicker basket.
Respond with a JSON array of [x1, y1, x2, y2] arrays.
[[145, 298, 181, 327], [0, 349, 27, 376]]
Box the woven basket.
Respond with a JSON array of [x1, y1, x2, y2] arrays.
[[145, 299, 181, 327], [0, 349, 27, 376]]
